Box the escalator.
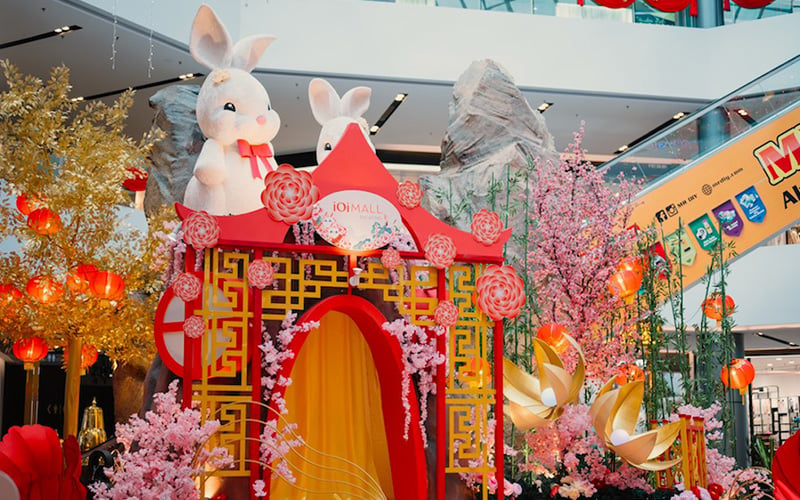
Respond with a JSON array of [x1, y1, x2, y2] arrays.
[[601, 54, 800, 288]]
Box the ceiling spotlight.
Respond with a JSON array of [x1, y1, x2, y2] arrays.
[[0, 25, 82, 50], [767, 363, 774, 367], [734, 108, 757, 125], [616, 145, 629, 153], [756, 332, 765, 336], [370, 93, 408, 136], [77, 73, 205, 101], [790, 360, 795, 364], [537, 102, 553, 113], [70, 97, 84, 102], [672, 112, 686, 120], [776, 358, 783, 361]]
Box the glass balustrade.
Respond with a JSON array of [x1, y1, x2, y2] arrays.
[[600, 54, 800, 189]]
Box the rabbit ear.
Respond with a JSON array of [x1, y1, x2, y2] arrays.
[[231, 35, 276, 72], [309, 78, 342, 125], [341, 87, 371, 119], [190, 5, 233, 69]]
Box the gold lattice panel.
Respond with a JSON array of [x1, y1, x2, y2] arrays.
[[357, 260, 438, 326], [259, 254, 348, 321], [194, 248, 253, 478], [446, 264, 495, 499]]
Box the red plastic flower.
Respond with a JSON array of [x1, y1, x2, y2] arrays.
[[183, 315, 205, 339], [434, 300, 458, 328], [475, 264, 525, 320], [261, 164, 320, 224], [381, 248, 402, 269], [471, 209, 503, 245], [183, 210, 220, 249], [397, 181, 423, 209], [172, 272, 202, 302], [424, 234, 457, 269], [247, 259, 275, 289]]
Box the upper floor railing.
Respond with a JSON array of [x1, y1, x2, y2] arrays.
[[361, 0, 795, 25]]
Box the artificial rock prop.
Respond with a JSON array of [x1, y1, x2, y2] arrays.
[[144, 85, 203, 217], [421, 59, 559, 266]]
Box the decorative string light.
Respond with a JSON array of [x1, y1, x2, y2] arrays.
[[110, 0, 118, 69], [147, 0, 156, 77]]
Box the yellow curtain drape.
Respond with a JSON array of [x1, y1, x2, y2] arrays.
[[270, 310, 394, 499]]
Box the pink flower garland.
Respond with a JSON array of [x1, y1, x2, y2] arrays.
[[258, 312, 319, 484], [382, 319, 445, 443]]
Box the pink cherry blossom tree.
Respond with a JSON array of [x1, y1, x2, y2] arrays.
[[525, 127, 644, 383]]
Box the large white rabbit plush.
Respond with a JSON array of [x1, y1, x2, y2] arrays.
[[309, 78, 373, 164], [183, 5, 279, 215]]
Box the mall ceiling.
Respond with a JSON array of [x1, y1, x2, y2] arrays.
[[0, 0, 709, 166]]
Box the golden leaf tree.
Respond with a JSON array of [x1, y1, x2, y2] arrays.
[[0, 60, 163, 436]]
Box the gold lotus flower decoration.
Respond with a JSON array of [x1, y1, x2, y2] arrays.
[[503, 333, 584, 431], [590, 378, 682, 471]]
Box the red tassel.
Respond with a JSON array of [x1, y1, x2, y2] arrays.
[[723, 0, 730, 10], [578, 0, 585, 6], [690, 0, 698, 15]]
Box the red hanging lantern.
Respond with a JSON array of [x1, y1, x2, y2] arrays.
[[617, 256, 644, 280], [459, 357, 491, 390], [536, 323, 570, 354], [615, 364, 645, 386], [89, 271, 125, 301], [26, 276, 64, 304], [730, 0, 773, 8], [643, 0, 698, 14], [16, 194, 35, 215], [26, 208, 62, 235], [721, 358, 755, 396], [0, 284, 23, 307], [122, 166, 148, 192], [12, 337, 49, 370], [66, 264, 98, 294], [608, 269, 642, 304], [589, 0, 635, 8], [702, 292, 735, 325], [64, 343, 99, 371]]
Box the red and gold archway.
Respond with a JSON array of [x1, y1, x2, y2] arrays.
[[156, 124, 512, 499]]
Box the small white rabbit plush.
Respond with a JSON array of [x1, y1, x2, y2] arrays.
[[183, 4, 279, 215], [309, 78, 373, 164]]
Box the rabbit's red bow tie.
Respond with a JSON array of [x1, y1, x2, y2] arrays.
[[237, 140, 273, 179]]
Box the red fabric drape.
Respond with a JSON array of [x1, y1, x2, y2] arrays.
[[774, 430, 800, 500]]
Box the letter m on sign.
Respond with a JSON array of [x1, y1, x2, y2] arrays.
[[754, 123, 800, 185]]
